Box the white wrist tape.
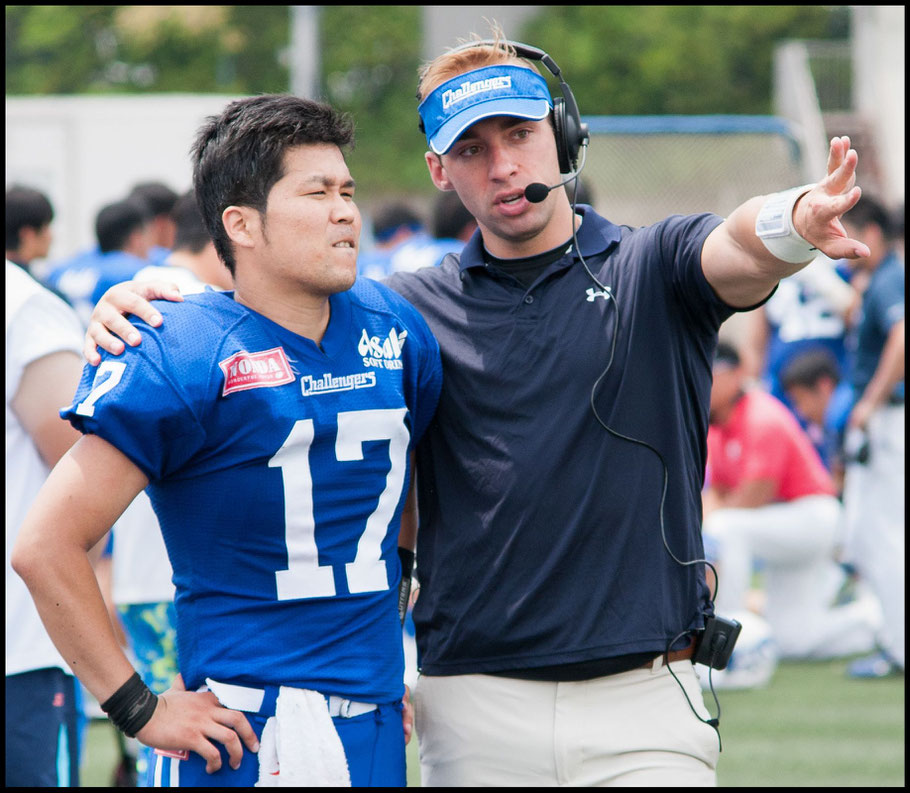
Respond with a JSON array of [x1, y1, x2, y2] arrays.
[[755, 184, 817, 263]]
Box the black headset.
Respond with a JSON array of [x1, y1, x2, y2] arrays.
[[418, 39, 590, 175]]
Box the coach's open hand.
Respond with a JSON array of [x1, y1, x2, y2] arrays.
[[792, 136, 872, 261]]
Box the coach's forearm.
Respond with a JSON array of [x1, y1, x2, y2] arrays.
[[702, 196, 812, 308]]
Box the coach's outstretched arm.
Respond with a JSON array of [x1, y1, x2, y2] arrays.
[[701, 135, 870, 308], [11, 435, 260, 774]]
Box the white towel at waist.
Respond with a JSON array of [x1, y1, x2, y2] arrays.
[[230, 685, 351, 787]]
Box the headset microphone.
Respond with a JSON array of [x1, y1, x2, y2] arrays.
[[524, 173, 577, 203], [524, 139, 589, 203]]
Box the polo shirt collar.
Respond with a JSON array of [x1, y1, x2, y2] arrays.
[[458, 204, 622, 273]]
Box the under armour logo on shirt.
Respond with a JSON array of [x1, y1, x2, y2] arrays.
[[586, 286, 612, 302]]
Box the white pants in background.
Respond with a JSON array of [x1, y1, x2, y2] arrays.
[[703, 494, 881, 660], [841, 404, 905, 668], [414, 660, 719, 787]]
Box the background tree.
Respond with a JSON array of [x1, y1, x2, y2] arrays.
[[6, 5, 851, 199]]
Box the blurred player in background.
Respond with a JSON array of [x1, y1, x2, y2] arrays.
[[838, 195, 904, 679], [780, 347, 854, 486], [133, 189, 233, 294], [358, 200, 466, 279], [127, 182, 180, 266], [79, 29, 877, 788], [6, 184, 56, 276], [13, 94, 441, 787], [428, 189, 477, 253], [44, 198, 153, 326], [703, 341, 881, 661]]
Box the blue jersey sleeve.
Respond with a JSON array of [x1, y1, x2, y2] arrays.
[[62, 307, 211, 480]]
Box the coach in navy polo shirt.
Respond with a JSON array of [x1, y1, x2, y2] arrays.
[[388, 35, 872, 787], [83, 33, 876, 789]]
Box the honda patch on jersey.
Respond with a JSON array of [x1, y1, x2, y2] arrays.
[[220, 347, 295, 396]]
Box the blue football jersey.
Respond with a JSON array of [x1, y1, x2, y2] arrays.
[[63, 281, 442, 702]]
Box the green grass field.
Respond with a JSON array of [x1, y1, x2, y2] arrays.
[[81, 657, 903, 787]]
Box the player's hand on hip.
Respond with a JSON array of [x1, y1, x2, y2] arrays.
[[135, 673, 260, 775], [83, 279, 183, 365], [793, 136, 872, 262]]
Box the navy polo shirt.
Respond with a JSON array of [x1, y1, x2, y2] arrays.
[[385, 206, 745, 676]]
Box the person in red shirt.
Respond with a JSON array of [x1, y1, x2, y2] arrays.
[[702, 341, 882, 660]]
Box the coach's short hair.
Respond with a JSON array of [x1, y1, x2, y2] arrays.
[[6, 185, 54, 250], [95, 199, 148, 254], [190, 94, 355, 275]]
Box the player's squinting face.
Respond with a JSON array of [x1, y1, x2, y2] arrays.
[[260, 143, 361, 296]]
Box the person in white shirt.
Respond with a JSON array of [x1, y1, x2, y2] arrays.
[[6, 261, 88, 786]]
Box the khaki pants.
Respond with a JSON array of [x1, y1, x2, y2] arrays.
[[414, 659, 719, 787]]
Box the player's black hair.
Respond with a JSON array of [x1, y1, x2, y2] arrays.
[[6, 185, 54, 250], [171, 190, 212, 255], [844, 194, 894, 239], [95, 199, 149, 254], [780, 348, 842, 390], [128, 181, 179, 219], [191, 94, 355, 275], [430, 191, 475, 240]]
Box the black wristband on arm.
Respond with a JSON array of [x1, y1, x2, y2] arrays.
[[101, 671, 159, 738], [397, 547, 416, 625]]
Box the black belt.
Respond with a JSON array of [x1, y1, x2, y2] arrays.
[[488, 638, 696, 682]]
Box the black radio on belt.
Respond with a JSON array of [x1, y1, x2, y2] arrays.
[[693, 615, 742, 670]]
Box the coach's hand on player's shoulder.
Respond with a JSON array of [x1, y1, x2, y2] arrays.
[[792, 136, 872, 262], [84, 279, 183, 366], [136, 673, 260, 775]]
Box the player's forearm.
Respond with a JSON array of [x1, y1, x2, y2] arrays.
[[12, 530, 137, 700], [11, 435, 150, 701]]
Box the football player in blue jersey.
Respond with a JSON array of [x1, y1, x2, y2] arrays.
[[13, 94, 442, 787]]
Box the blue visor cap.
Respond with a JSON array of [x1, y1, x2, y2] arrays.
[[419, 65, 553, 155]]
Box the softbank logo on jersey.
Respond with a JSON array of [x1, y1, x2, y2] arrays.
[[358, 327, 407, 370], [219, 347, 295, 396]]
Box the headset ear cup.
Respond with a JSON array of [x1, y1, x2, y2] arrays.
[[564, 111, 581, 173], [553, 98, 571, 174]]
